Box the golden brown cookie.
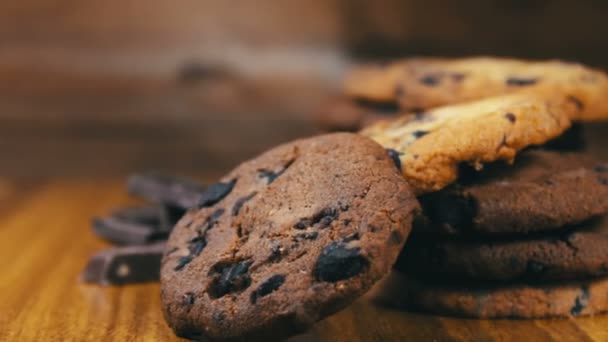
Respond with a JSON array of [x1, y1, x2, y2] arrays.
[[360, 93, 576, 194], [345, 57, 608, 121]]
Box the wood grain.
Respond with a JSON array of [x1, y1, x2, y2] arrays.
[[1, 173, 608, 341]]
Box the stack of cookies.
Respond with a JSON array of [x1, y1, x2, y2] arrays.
[[346, 57, 608, 319]]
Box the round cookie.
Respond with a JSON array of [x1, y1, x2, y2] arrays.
[[344, 57, 608, 121], [403, 275, 608, 319], [416, 150, 608, 235], [160, 133, 419, 340], [397, 217, 608, 282], [360, 93, 576, 194]]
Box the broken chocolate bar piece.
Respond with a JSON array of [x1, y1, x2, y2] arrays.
[[92, 217, 167, 246], [112, 206, 163, 227], [82, 243, 165, 285], [127, 172, 206, 209]]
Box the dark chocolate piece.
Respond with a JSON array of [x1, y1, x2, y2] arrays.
[[506, 77, 538, 86], [81, 243, 165, 285], [250, 275, 286, 304], [504, 113, 517, 122], [199, 179, 237, 207], [128, 172, 206, 209], [313, 242, 368, 282], [92, 208, 167, 246], [208, 260, 253, 299]]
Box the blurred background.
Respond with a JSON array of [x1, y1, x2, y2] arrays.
[[3, 0, 607, 179]]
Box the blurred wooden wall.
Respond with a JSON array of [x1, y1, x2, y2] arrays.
[[1, 0, 607, 178]]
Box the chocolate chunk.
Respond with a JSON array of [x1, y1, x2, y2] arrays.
[[386, 149, 402, 171], [128, 172, 206, 209], [175, 256, 194, 271], [112, 206, 162, 226], [258, 159, 294, 184], [506, 77, 538, 86], [420, 74, 442, 86], [250, 274, 286, 304], [313, 242, 369, 282], [179, 208, 225, 265], [570, 286, 590, 316], [413, 130, 429, 139], [294, 207, 339, 230], [199, 179, 237, 207], [295, 231, 319, 241], [208, 260, 253, 299], [354, 98, 400, 114], [388, 230, 404, 245], [232, 192, 258, 216], [92, 211, 167, 246], [81, 243, 165, 285], [183, 292, 196, 305], [504, 113, 517, 122], [567, 95, 585, 111]]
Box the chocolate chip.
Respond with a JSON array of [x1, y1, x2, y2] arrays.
[[594, 165, 608, 173], [600, 177, 608, 185], [293, 219, 313, 230], [199, 179, 237, 207], [294, 208, 339, 230], [182, 292, 195, 305], [295, 231, 319, 241], [232, 192, 257, 216], [388, 230, 403, 245], [175, 255, 193, 271], [313, 242, 369, 282], [567, 95, 585, 111], [504, 113, 517, 122], [208, 260, 253, 299], [506, 77, 538, 86], [570, 285, 590, 316], [413, 130, 429, 139], [250, 274, 286, 304], [258, 160, 295, 184], [420, 74, 442, 86], [188, 236, 207, 257], [386, 148, 402, 171]]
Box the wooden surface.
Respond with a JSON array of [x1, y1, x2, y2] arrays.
[[2, 126, 608, 342]]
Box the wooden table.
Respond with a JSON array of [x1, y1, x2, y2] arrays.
[[2, 125, 608, 341], [0, 180, 606, 341]]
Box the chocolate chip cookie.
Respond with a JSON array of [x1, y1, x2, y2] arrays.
[[403, 274, 608, 319], [416, 150, 608, 235], [160, 133, 419, 340], [344, 57, 608, 121], [361, 93, 576, 194], [398, 216, 608, 282]]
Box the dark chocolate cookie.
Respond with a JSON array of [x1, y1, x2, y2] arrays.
[[403, 274, 608, 319], [397, 217, 608, 282], [160, 133, 419, 341], [416, 150, 608, 235]]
